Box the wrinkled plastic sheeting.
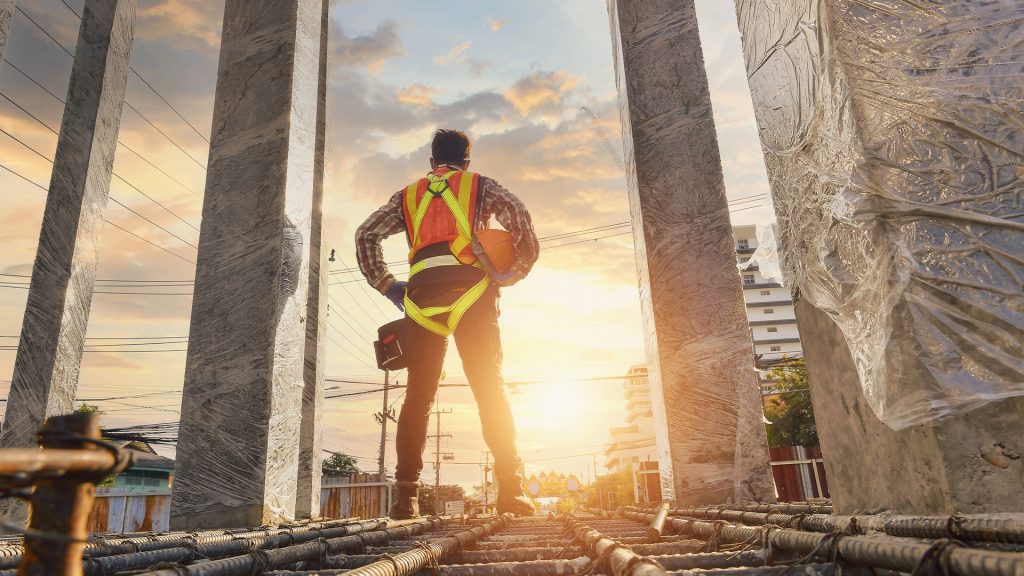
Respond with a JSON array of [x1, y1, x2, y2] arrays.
[[735, 0, 1024, 429], [608, 0, 776, 504], [739, 224, 785, 285]]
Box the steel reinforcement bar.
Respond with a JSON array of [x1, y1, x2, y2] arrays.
[[639, 505, 1024, 545], [622, 509, 1024, 575], [0, 518, 392, 570], [298, 515, 510, 576], [137, 515, 503, 576], [0, 518, 446, 576], [669, 503, 833, 515], [559, 515, 667, 576]]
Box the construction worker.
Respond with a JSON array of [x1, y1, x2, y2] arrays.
[[356, 129, 539, 518]]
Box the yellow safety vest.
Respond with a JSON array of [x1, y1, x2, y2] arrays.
[[402, 169, 491, 338]]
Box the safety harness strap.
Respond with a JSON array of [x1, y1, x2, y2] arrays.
[[403, 169, 489, 337], [403, 275, 491, 337]]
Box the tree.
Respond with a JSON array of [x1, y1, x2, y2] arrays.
[[762, 357, 818, 448], [584, 470, 635, 509], [419, 484, 465, 515], [76, 402, 101, 414], [322, 453, 360, 478]]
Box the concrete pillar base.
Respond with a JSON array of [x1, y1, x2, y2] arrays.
[[798, 299, 1024, 515]]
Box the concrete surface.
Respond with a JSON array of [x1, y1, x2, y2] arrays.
[[608, 0, 775, 506], [170, 0, 325, 530]]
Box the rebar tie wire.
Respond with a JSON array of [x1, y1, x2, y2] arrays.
[[946, 515, 966, 540], [248, 548, 272, 576], [911, 539, 965, 576], [700, 520, 730, 553], [414, 540, 441, 576], [355, 530, 370, 553], [378, 552, 402, 575]]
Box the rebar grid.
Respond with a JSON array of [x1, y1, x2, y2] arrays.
[[622, 507, 1024, 576]]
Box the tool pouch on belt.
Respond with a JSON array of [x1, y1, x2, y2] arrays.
[[374, 318, 409, 370]]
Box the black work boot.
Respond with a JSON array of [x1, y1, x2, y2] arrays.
[[389, 481, 421, 520], [496, 475, 535, 516]]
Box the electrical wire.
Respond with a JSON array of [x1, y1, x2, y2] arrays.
[[52, 0, 212, 145], [13, 5, 208, 168], [0, 87, 202, 236]]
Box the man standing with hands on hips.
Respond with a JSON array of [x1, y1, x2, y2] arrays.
[[356, 129, 539, 518]]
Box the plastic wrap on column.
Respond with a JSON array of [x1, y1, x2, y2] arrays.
[[734, 0, 1024, 429], [607, 0, 775, 504], [170, 0, 324, 528]]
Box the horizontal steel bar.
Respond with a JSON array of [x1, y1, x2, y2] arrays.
[[623, 509, 1024, 576], [0, 448, 118, 476], [667, 564, 834, 575]]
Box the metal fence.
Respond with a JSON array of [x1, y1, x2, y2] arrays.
[[769, 445, 829, 502], [320, 473, 392, 519], [88, 489, 171, 533]]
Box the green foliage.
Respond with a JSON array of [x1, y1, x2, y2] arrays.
[[584, 470, 635, 509], [322, 453, 360, 478], [418, 484, 465, 515], [762, 357, 819, 448], [76, 402, 101, 414]]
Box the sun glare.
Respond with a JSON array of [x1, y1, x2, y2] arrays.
[[511, 381, 585, 430]]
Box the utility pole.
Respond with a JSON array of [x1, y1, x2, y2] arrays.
[[482, 450, 491, 512], [592, 453, 603, 510], [374, 371, 396, 516], [427, 407, 452, 515]]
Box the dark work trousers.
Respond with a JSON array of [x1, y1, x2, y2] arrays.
[[394, 282, 520, 485]]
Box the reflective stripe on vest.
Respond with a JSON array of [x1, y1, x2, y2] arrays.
[[401, 167, 489, 337]]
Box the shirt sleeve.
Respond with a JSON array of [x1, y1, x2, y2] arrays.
[[355, 191, 406, 293], [480, 177, 539, 285]]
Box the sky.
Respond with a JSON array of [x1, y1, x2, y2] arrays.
[[0, 0, 775, 491]]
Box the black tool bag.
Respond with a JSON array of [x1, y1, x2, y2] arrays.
[[374, 318, 409, 370]]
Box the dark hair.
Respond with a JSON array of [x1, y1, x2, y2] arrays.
[[431, 129, 471, 166]]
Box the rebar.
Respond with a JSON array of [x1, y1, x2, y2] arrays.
[[560, 515, 666, 576], [623, 509, 1024, 576], [316, 515, 508, 576], [647, 503, 670, 543], [641, 505, 1024, 545], [128, 516, 447, 576]]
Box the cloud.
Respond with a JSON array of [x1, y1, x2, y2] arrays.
[[137, 0, 224, 48], [484, 17, 506, 32], [332, 20, 403, 73], [504, 70, 580, 116], [431, 41, 489, 78], [395, 84, 441, 109]]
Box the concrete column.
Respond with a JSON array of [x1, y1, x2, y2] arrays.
[[608, 0, 775, 506], [294, 0, 329, 520], [170, 0, 325, 530], [0, 0, 14, 66], [734, 2, 1024, 513], [0, 0, 137, 523]]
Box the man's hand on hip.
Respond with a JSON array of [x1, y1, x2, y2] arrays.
[[385, 281, 407, 312]]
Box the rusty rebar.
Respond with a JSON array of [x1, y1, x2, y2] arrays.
[[327, 515, 508, 576], [638, 505, 1024, 545], [622, 509, 1024, 576], [17, 413, 129, 576], [560, 515, 666, 576]]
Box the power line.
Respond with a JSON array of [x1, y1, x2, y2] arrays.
[[51, 0, 211, 145], [0, 120, 200, 251], [13, 6, 208, 169], [0, 164, 198, 265], [3, 56, 202, 196], [0, 87, 201, 234]]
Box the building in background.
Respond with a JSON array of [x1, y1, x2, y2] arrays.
[[733, 224, 803, 364], [733, 224, 802, 362], [603, 365, 657, 473]]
